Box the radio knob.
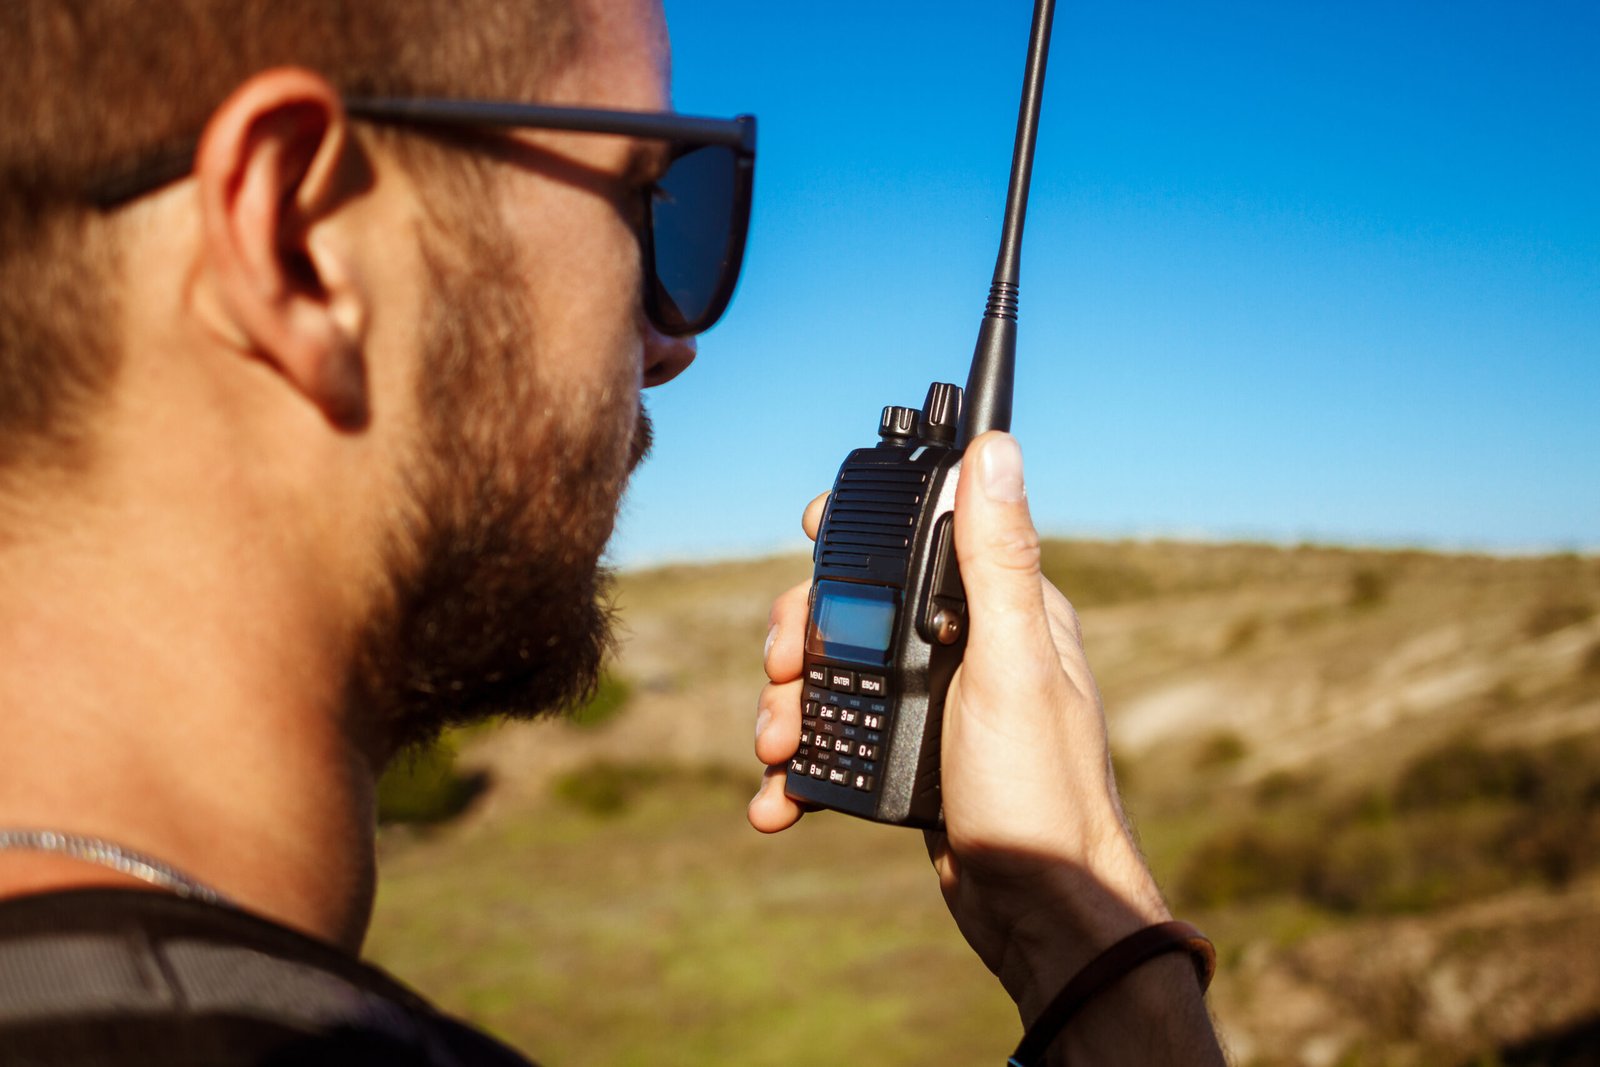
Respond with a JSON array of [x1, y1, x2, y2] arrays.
[[920, 382, 963, 445], [878, 405, 920, 445]]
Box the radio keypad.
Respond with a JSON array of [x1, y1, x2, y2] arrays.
[[794, 663, 893, 796]]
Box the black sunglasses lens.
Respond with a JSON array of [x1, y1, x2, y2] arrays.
[[648, 144, 740, 335]]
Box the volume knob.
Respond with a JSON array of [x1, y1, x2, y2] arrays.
[[920, 382, 963, 445], [878, 405, 920, 445]]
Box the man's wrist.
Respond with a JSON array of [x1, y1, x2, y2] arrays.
[[995, 838, 1173, 1029]]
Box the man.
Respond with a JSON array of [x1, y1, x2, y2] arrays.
[[0, 0, 1224, 1063]]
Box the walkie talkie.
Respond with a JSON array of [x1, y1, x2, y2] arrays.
[[784, 0, 1057, 829]]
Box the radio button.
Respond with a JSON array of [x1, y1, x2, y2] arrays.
[[857, 674, 887, 696], [805, 663, 829, 686], [827, 669, 856, 693]]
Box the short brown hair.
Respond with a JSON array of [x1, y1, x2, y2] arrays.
[[0, 0, 580, 471]]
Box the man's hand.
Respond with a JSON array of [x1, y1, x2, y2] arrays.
[[749, 432, 1184, 1032]]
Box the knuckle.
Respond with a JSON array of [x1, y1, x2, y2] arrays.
[[988, 523, 1042, 574]]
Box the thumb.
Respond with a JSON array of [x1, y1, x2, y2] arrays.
[[953, 431, 1053, 668]]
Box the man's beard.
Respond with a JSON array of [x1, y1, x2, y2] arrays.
[[348, 214, 650, 761]]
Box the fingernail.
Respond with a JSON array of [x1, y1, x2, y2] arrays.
[[980, 434, 1026, 502], [763, 624, 778, 660], [755, 707, 772, 741]]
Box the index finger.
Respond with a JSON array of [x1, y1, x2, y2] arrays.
[[802, 492, 828, 542]]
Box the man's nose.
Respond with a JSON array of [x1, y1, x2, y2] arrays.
[[642, 323, 696, 388]]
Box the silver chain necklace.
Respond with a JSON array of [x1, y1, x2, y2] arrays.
[[0, 829, 230, 906]]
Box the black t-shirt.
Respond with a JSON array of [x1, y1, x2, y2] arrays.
[[0, 888, 538, 1066]]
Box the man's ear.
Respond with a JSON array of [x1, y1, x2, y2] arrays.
[[194, 68, 374, 430]]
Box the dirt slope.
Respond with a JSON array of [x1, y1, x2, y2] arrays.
[[368, 542, 1600, 1067]]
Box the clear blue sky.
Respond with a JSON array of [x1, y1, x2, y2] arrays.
[[609, 0, 1599, 568]]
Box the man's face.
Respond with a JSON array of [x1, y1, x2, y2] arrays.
[[351, 0, 687, 754]]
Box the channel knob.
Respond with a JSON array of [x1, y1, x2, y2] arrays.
[[878, 405, 920, 445], [920, 382, 963, 445]]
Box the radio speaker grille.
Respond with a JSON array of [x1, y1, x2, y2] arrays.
[[820, 466, 927, 570]]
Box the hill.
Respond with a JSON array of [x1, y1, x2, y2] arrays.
[[364, 541, 1600, 1067]]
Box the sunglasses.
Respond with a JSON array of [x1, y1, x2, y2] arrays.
[[89, 98, 757, 338]]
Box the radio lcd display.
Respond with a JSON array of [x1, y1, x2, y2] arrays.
[[807, 581, 897, 664]]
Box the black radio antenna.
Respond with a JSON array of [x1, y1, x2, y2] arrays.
[[956, 0, 1057, 448]]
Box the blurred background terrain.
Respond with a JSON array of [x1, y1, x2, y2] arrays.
[[365, 541, 1600, 1067]]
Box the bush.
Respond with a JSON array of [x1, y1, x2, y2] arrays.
[[1302, 830, 1406, 913], [1499, 809, 1600, 889], [377, 736, 488, 824], [1394, 737, 1538, 810], [1177, 734, 1600, 917], [1346, 567, 1391, 610], [1175, 827, 1314, 908], [553, 760, 668, 816], [1254, 769, 1312, 806], [567, 671, 633, 729], [1195, 730, 1249, 769], [552, 760, 747, 817]]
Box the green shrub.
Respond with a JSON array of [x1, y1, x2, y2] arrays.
[[1498, 809, 1600, 889], [567, 671, 633, 729], [1254, 769, 1311, 806], [553, 760, 668, 816], [1178, 734, 1600, 917], [1394, 737, 1538, 810], [1302, 829, 1406, 913], [377, 735, 487, 824], [1195, 730, 1249, 769], [1346, 567, 1390, 610], [552, 760, 747, 817], [1175, 827, 1313, 908]]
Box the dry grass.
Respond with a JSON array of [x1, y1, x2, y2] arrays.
[[364, 540, 1600, 1067]]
